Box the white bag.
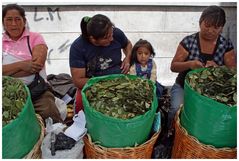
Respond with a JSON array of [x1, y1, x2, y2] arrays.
[[41, 129, 85, 159], [55, 97, 67, 121]]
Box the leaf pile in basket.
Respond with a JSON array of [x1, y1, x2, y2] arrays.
[[186, 66, 236, 106], [85, 76, 154, 119], [2, 77, 27, 127]]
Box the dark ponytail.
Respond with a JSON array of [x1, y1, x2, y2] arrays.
[[80, 16, 91, 39], [81, 14, 114, 41]]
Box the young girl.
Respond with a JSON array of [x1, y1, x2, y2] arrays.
[[129, 39, 164, 97]]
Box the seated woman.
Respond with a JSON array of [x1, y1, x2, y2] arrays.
[[168, 5, 236, 133], [69, 14, 132, 113], [2, 4, 63, 123]]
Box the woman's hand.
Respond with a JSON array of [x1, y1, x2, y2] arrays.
[[3, 59, 43, 77], [190, 60, 204, 69], [121, 58, 130, 74], [21, 60, 43, 74], [205, 60, 218, 68], [30, 61, 44, 73], [25, 44, 47, 73], [121, 39, 132, 74]]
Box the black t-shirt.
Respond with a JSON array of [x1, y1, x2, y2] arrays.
[[69, 27, 128, 77]]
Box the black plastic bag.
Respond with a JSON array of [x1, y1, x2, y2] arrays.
[[28, 73, 49, 101]]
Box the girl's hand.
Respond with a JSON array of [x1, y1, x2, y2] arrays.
[[205, 60, 218, 68], [190, 60, 204, 69]]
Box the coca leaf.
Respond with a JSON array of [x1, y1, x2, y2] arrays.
[[2, 77, 27, 127], [86, 76, 154, 119], [233, 93, 237, 102], [187, 66, 236, 107]]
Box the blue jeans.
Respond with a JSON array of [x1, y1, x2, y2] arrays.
[[156, 81, 165, 98], [167, 83, 184, 129]]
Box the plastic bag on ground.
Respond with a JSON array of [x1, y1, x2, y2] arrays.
[[41, 124, 85, 159]]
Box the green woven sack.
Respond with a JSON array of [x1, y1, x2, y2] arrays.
[[2, 86, 41, 158], [181, 68, 237, 148], [82, 74, 158, 148]]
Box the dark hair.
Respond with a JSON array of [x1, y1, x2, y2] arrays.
[[2, 3, 26, 23], [130, 39, 156, 65], [199, 5, 226, 27], [80, 14, 114, 40]]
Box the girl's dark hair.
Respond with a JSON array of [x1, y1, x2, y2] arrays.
[[130, 39, 156, 65], [2, 3, 26, 23], [199, 5, 226, 27], [80, 14, 114, 40]]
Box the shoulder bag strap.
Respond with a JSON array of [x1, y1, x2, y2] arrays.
[[27, 36, 40, 76], [27, 36, 32, 55]]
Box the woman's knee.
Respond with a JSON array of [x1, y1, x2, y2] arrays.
[[33, 91, 63, 123], [170, 83, 184, 110]]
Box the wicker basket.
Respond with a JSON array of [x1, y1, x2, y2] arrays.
[[172, 107, 237, 159], [83, 130, 160, 159], [24, 114, 45, 159]]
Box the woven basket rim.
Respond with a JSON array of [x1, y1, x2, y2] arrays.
[[176, 106, 237, 151], [24, 114, 45, 159], [86, 129, 160, 150], [84, 129, 161, 159]]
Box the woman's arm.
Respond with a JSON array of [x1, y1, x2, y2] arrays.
[[224, 49, 236, 68], [121, 39, 132, 74], [2, 60, 31, 76], [3, 44, 47, 77], [171, 44, 204, 73], [31, 44, 47, 73], [70, 67, 89, 89], [150, 61, 157, 82]]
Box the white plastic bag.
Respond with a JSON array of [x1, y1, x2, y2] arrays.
[[64, 110, 87, 141], [55, 97, 67, 121], [41, 127, 85, 159]]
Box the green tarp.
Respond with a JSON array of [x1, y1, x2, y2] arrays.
[[180, 68, 237, 148], [82, 74, 158, 148], [2, 86, 41, 158]]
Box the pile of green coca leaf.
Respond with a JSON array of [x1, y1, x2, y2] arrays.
[[2, 77, 27, 127], [187, 66, 237, 106], [85, 76, 154, 119]]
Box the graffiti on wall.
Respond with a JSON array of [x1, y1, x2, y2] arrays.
[[34, 7, 61, 21], [47, 40, 72, 64], [33, 7, 72, 64]]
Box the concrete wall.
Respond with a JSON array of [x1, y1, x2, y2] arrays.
[[3, 2, 237, 86]]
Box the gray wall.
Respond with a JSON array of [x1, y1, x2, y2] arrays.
[[3, 2, 237, 86]]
